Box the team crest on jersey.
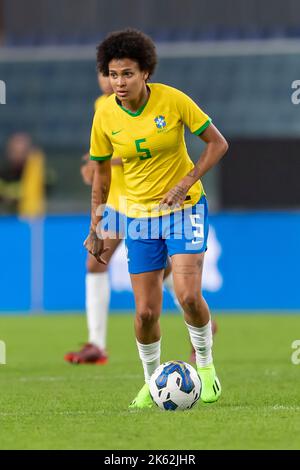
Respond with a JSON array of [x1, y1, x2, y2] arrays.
[[154, 115, 167, 129]]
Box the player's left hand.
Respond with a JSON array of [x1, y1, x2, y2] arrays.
[[83, 230, 109, 264], [158, 184, 188, 211]]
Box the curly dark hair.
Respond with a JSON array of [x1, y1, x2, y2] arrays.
[[96, 29, 157, 78]]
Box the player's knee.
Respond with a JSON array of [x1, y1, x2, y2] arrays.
[[136, 307, 158, 326], [86, 255, 107, 273], [177, 292, 199, 313]]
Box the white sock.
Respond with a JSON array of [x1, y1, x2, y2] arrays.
[[164, 272, 182, 311], [86, 272, 110, 350], [185, 320, 213, 367], [136, 338, 161, 384]]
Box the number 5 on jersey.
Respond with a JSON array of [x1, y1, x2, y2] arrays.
[[135, 138, 152, 160]]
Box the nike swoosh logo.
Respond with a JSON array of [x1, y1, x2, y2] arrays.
[[112, 129, 123, 135]]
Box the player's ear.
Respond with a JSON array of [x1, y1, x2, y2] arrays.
[[143, 71, 149, 81]]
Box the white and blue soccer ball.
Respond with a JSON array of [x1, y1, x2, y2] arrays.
[[149, 361, 201, 411]]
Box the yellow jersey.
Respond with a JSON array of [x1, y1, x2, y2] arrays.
[[94, 95, 126, 213], [90, 83, 211, 218]]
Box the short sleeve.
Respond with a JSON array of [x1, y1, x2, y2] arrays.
[[175, 89, 212, 136], [89, 110, 113, 161]]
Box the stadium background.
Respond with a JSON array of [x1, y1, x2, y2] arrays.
[[0, 0, 300, 312]]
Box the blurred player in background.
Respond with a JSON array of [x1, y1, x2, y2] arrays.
[[64, 73, 125, 365], [85, 29, 228, 407], [0, 132, 47, 217]]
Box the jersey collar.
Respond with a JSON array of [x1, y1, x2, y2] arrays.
[[115, 85, 152, 117]]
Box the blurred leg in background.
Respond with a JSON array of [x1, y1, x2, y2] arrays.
[[64, 236, 122, 365]]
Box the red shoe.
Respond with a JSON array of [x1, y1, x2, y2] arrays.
[[64, 343, 108, 365], [189, 320, 218, 363]]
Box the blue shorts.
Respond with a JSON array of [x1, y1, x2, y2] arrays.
[[125, 195, 209, 274]]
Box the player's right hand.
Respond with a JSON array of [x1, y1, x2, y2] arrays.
[[83, 230, 109, 264]]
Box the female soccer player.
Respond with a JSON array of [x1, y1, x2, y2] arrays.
[[84, 29, 228, 407], [65, 72, 189, 365]]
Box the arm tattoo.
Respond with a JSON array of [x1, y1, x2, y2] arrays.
[[92, 185, 108, 208], [169, 185, 188, 198]]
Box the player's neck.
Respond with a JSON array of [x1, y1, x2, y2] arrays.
[[121, 85, 150, 113]]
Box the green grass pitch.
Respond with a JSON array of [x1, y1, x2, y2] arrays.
[[0, 312, 300, 450]]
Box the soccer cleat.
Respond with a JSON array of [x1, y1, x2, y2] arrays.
[[64, 343, 108, 365], [129, 383, 153, 409], [189, 320, 218, 363], [197, 363, 221, 403]]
